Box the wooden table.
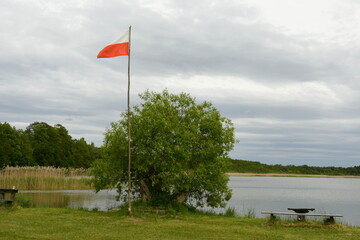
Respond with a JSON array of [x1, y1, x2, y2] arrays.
[[0, 188, 18, 204], [288, 208, 315, 221]]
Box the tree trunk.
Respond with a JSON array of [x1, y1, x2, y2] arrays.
[[175, 192, 188, 204], [139, 178, 152, 202]]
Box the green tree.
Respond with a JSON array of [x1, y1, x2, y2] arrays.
[[54, 124, 73, 167], [72, 138, 97, 168], [16, 129, 35, 166], [25, 122, 74, 167], [0, 122, 22, 166], [91, 90, 235, 208], [26, 122, 56, 166]]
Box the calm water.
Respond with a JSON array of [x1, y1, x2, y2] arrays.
[[20, 189, 121, 211], [20, 176, 360, 226], [226, 177, 360, 226]]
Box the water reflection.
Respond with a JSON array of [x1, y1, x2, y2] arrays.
[[20, 189, 122, 211]]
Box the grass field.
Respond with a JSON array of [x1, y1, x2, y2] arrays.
[[0, 207, 359, 240]]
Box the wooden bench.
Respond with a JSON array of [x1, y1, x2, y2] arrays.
[[0, 188, 18, 205], [261, 211, 343, 223]]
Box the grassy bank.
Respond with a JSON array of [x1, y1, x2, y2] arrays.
[[0, 166, 91, 190], [0, 207, 359, 240], [227, 172, 360, 178], [228, 159, 360, 176]]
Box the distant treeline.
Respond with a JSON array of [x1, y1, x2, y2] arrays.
[[2, 121, 360, 175], [228, 159, 360, 176], [0, 122, 99, 168]]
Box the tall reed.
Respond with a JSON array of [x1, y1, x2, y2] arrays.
[[0, 166, 91, 190]]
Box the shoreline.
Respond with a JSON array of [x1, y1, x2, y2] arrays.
[[226, 172, 360, 178]]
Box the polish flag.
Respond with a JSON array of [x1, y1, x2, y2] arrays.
[[97, 30, 129, 58]]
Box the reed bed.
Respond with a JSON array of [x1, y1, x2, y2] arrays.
[[0, 166, 91, 190]]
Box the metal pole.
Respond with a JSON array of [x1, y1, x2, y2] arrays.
[[127, 26, 132, 216]]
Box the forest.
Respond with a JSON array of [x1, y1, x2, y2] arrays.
[[228, 158, 360, 176], [0, 122, 99, 168], [1, 121, 359, 176]]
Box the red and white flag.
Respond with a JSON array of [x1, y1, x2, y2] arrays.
[[97, 30, 129, 58]]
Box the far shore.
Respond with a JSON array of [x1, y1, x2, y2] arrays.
[[227, 172, 360, 178]]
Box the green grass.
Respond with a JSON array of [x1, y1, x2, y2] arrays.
[[0, 207, 359, 240]]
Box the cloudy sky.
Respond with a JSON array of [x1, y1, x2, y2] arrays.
[[1, 0, 360, 167]]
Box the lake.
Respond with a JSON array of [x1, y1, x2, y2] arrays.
[[20, 176, 360, 226], [226, 176, 360, 226]]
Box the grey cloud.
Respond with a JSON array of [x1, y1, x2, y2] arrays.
[[232, 118, 360, 167], [1, 0, 360, 167]]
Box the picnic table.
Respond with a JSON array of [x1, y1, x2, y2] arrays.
[[0, 188, 18, 205], [261, 207, 343, 223], [288, 208, 315, 221]]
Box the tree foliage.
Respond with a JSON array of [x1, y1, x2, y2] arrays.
[[228, 159, 360, 176], [0, 122, 99, 168], [0, 123, 24, 166], [91, 90, 236, 207]]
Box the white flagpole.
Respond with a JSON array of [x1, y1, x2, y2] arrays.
[[127, 25, 132, 216]]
